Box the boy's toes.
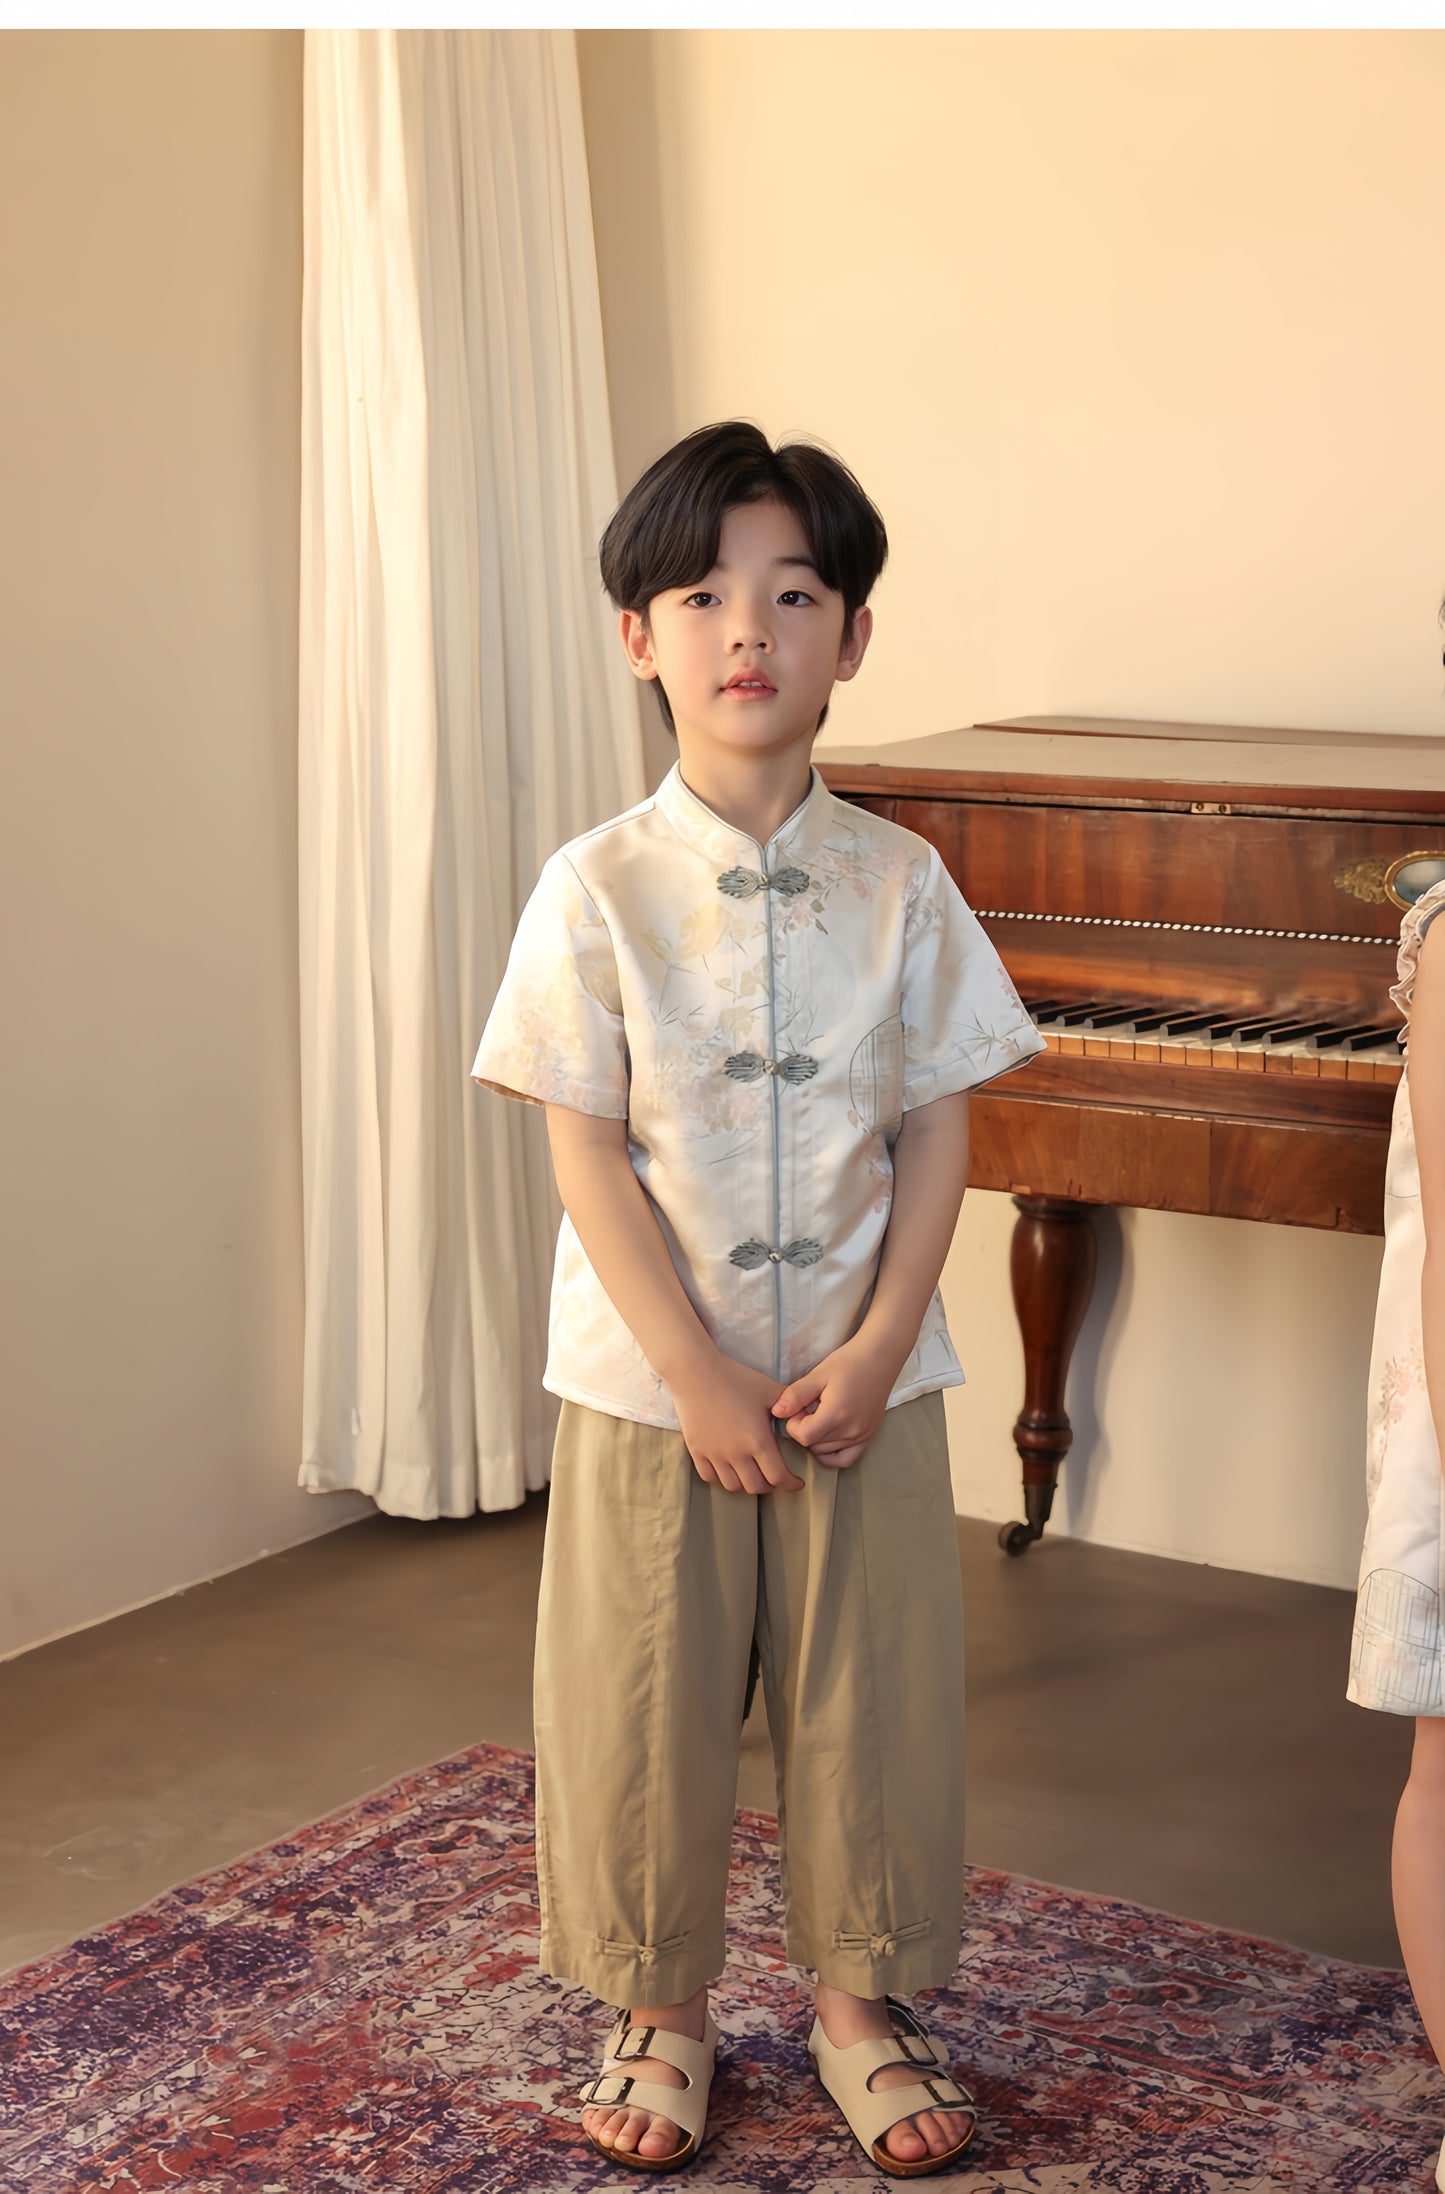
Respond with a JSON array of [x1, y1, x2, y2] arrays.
[[920, 2107, 968, 2157], [881, 2114, 929, 2163], [637, 2112, 683, 2158], [609, 2107, 644, 2153], [881, 2108, 967, 2163], [924, 2108, 954, 2155], [609, 2107, 680, 2157]]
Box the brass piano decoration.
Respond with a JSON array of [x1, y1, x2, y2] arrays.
[[820, 717, 1445, 1555]]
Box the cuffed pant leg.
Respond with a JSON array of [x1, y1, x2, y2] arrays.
[[757, 1391, 965, 1997], [532, 1403, 759, 2007]]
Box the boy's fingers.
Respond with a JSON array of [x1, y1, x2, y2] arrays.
[[772, 1377, 823, 1420], [816, 1441, 866, 1469], [787, 1399, 847, 1447], [727, 1451, 768, 1496], [758, 1445, 805, 1491]]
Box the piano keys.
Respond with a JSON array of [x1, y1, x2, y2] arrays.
[[819, 716, 1445, 1553]]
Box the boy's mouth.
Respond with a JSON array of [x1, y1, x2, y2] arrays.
[[723, 672, 777, 695]]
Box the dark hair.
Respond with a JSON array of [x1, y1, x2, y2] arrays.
[[599, 421, 888, 735]]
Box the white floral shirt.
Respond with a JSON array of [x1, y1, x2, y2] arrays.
[[472, 763, 1046, 1430]]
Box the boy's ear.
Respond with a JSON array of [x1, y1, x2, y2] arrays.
[[619, 608, 659, 682], [833, 604, 873, 685]]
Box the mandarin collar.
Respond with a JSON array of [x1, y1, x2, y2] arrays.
[[654, 763, 837, 871]]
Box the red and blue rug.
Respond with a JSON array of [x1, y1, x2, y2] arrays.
[[0, 1740, 1440, 2191]]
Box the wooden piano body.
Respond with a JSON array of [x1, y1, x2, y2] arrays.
[[820, 718, 1445, 1551]]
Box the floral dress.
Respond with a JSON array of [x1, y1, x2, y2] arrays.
[[1349, 876, 1445, 1714]]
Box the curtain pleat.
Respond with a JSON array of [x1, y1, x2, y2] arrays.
[[299, 29, 644, 1517]]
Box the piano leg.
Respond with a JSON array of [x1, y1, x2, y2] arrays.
[[1000, 1194, 1098, 1556]]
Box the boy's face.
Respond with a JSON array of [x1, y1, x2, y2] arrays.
[[620, 499, 871, 768]]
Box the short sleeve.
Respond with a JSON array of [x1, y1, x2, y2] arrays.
[[900, 850, 1047, 1109], [1390, 877, 1445, 1038], [471, 852, 629, 1117]]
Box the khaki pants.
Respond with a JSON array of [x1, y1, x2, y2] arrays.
[[532, 1391, 965, 2007]]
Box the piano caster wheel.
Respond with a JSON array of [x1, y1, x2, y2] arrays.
[[998, 1520, 1037, 1557]]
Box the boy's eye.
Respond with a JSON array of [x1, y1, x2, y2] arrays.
[[682, 590, 719, 609], [778, 589, 814, 607]]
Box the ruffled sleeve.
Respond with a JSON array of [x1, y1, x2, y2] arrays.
[[1389, 876, 1445, 1032]]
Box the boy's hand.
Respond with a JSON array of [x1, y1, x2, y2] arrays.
[[670, 1353, 806, 1496], [771, 1334, 905, 1470]]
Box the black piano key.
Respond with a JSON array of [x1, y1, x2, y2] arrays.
[[1156, 1012, 1229, 1037], [1309, 1023, 1403, 1053], [1230, 1019, 1291, 1043], [1194, 1014, 1268, 1040], [1070, 1004, 1155, 1033], [1045, 1003, 1111, 1027], [1199, 1017, 1259, 1040], [1022, 999, 1065, 1019], [1151, 1009, 1256, 1038], [1305, 1024, 1373, 1051], [1258, 1020, 1340, 1048]]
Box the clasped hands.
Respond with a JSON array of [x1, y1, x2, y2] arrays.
[[670, 1333, 905, 1494]]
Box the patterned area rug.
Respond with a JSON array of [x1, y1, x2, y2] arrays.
[[1, 1740, 1441, 2193]]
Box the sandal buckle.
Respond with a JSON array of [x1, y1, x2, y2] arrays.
[[920, 2074, 972, 2112], [612, 2024, 657, 2063], [580, 2072, 634, 2108]]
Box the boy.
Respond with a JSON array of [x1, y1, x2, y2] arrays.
[[473, 422, 1044, 2176]]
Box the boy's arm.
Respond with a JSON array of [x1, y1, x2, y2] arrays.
[[543, 1105, 803, 1494], [1411, 927, 1445, 1468], [773, 1090, 970, 1468]]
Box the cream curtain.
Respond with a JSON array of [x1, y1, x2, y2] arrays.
[[298, 29, 644, 1517]]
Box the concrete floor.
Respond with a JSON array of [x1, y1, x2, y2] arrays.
[[0, 1503, 1413, 1976]]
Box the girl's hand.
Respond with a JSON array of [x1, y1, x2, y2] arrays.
[[771, 1334, 905, 1470], [669, 1353, 805, 1495]]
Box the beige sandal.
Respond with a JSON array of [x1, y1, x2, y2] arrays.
[[578, 2007, 720, 2173], [808, 1997, 977, 2179]]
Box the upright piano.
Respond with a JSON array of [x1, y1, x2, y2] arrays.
[[821, 717, 1445, 1553]]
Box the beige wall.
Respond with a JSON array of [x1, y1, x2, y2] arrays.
[[2, 33, 1438, 1661], [580, 29, 1445, 1584], [0, 31, 367, 1661]]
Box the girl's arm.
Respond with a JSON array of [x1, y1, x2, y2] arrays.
[[543, 1105, 803, 1495], [1412, 925, 1445, 1466], [772, 1090, 971, 1467]]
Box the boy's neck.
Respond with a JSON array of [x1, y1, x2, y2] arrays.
[[672, 742, 817, 849]]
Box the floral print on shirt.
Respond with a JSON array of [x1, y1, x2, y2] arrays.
[[473, 764, 1046, 1430]]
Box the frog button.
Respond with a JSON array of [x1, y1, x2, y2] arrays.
[[767, 865, 811, 898], [729, 1240, 773, 1271], [724, 1052, 818, 1083], [717, 867, 764, 900]]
